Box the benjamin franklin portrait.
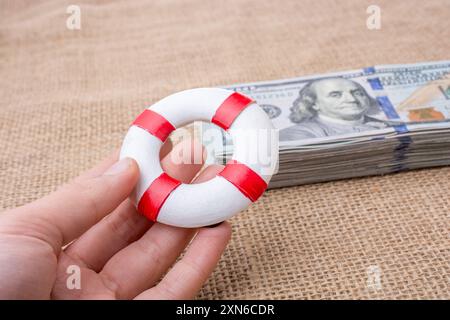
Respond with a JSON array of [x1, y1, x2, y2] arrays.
[[279, 78, 387, 140]]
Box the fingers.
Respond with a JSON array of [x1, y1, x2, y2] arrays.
[[99, 223, 197, 299], [191, 164, 224, 184], [63, 199, 152, 272], [63, 138, 207, 272], [160, 138, 173, 159], [21, 157, 140, 249], [135, 222, 232, 300], [91, 162, 223, 297], [161, 139, 205, 183], [92, 162, 225, 299]]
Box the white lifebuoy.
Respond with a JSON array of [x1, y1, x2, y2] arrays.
[[120, 88, 277, 228]]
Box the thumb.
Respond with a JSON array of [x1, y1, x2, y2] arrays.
[[24, 157, 139, 246]]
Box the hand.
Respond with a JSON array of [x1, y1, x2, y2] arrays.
[[0, 140, 231, 299]]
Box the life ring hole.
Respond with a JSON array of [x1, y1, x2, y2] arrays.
[[160, 121, 233, 184]]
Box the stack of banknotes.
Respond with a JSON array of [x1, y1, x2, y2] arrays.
[[199, 61, 450, 188]]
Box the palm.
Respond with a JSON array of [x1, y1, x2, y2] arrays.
[[0, 222, 59, 299]]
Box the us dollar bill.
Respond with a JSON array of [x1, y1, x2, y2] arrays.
[[199, 61, 450, 188]]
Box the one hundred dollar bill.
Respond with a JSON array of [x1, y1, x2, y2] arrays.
[[199, 60, 450, 161]]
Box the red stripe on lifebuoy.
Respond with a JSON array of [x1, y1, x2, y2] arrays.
[[218, 160, 267, 202], [211, 92, 253, 130], [137, 173, 182, 221], [132, 109, 175, 142]]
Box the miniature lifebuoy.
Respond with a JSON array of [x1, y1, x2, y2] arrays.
[[120, 88, 277, 228]]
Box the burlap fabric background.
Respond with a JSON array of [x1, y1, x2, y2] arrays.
[[1, 0, 449, 299]]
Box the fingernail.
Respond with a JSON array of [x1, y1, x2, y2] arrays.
[[104, 158, 132, 176]]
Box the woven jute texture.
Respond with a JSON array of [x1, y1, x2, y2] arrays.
[[1, 0, 449, 299]]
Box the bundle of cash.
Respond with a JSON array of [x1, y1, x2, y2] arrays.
[[199, 61, 450, 188]]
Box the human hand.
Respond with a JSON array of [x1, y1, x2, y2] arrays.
[[0, 140, 231, 299]]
